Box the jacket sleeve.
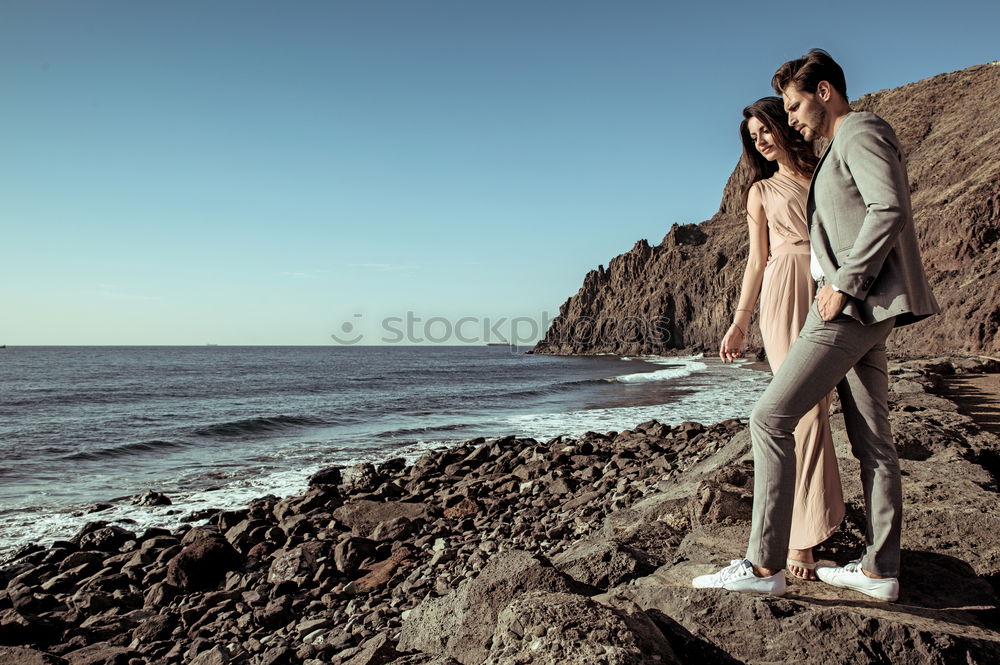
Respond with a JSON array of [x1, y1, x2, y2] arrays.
[[832, 116, 909, 299]]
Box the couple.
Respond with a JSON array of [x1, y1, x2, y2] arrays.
[[693, 49, 940, 601]]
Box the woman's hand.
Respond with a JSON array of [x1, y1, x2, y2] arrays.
[[720, 324, 745, 363]]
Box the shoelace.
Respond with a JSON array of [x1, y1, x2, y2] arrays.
[[716, 559, 753, 583], [841, 560, 863, 574]]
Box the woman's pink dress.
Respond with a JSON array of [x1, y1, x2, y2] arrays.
[[753, 171, 845, 550]]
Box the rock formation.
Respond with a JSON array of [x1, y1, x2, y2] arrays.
[[530, 62, 1000, 356]]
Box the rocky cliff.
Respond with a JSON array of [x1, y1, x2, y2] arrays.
[[530, 62, 1000, 357]]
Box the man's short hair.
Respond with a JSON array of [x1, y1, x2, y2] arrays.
[[772, 49, 847, 100]]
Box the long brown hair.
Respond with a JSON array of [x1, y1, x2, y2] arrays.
[[740, 96, 818, 209]]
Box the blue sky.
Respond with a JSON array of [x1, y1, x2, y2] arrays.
[[2, 1, 996, 345]]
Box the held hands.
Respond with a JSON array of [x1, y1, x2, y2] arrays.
[[720, 324, 745, 363], [815, 285, 849, 321]]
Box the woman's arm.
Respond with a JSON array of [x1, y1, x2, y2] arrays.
[[721, 183, 769, 363]]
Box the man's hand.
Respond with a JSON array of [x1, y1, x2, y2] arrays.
[[816, 285, 848, 321]]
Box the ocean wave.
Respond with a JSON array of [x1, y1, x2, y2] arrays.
[[193, 415, 331, 438], [389, 367, 466, 377], [610, 360, 708, 384], [488, 378, 609, 399], [63, 439, 192, 461], [3, 389, 159, 408], [374, 422, 480, 438], [402, 377, 610, 409]]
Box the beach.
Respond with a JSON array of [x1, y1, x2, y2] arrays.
[[0, 346, 770, 559], [2, 354, 998, 664]]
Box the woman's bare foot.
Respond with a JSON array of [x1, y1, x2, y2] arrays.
[[787, 548, 817, 580]]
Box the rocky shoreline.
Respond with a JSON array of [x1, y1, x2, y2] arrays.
[[2, 355, 999, 665]]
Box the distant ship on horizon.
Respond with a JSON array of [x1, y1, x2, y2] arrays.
[[485, 342, 514, 347]]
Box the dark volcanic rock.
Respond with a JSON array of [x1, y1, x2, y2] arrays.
[[0, 647, 67, 665], [341, 463, 382, 493], [309, 466, 343, 487], [342, 633, 398, 665], [334, 536, 378, 574], [332, 500, 432, 538], [398, 549, 598, 665], [73, 524, 135, 553], [164, 528, 243, 591], [530, 62, 1000, 356], [346, 543, 417, 594], [268, 541, 328, 584], [60, 642, 137, 665], [132, 491, 171, 507], [0, 608, 63, 646], [483, 590, 678, 665], [550, 537, 661, 589]]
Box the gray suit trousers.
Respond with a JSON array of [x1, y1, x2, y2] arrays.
[[746, 300, 900, 577]]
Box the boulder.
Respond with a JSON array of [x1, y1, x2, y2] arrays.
[[164, 528, 243, 591], [190, 646, 230, 665], [398, 549, 598, 665], [342, 463, 382, 493], [309, 466, 343, 487], [268, 541, 328, 584], [369, 516, 418, 542], [60, 642, 138, 665], [551, 537, 661, 589], [0, 609, 62, 646], [76, 525, 135, 552], [333, 500, 431, 538], [342, 633, 398, 665], [0, 647, 67, 665], [345, 544, 416, 594], [687, 462, 754, 528], [482, 590, 678, 665], [334, 537, 379, 574], [132, 490, 172, 506]]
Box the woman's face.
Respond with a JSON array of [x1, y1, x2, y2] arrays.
[[747, 116, 783, 162]]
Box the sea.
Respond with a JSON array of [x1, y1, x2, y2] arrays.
[[0, 346, 771, 558]]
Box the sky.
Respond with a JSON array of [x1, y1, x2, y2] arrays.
[[2, 1, 997, 345]]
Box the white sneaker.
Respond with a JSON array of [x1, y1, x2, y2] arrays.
[[691, 559, 786, 596], [815, 560, 899, 602]]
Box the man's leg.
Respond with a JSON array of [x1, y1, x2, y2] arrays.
[[836, 339, 901, 577], [746, 305, 893, 572]]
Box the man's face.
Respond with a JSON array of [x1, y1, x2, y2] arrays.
[[782, 84, 826, 142]]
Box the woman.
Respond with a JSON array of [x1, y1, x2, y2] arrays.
[[720, 97, 845, 580]]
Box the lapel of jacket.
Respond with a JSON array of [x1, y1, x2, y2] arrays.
[[806, 138, 834, 231], [807, 112, 855, 230]]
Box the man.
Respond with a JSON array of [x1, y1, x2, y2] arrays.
[[693, 49, 940, 601]]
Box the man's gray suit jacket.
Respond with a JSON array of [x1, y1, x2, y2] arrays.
[[808, 111, 940, 327]]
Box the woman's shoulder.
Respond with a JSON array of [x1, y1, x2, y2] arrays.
[[750, 175, 781, 200], [747, 179, 766, 205]]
